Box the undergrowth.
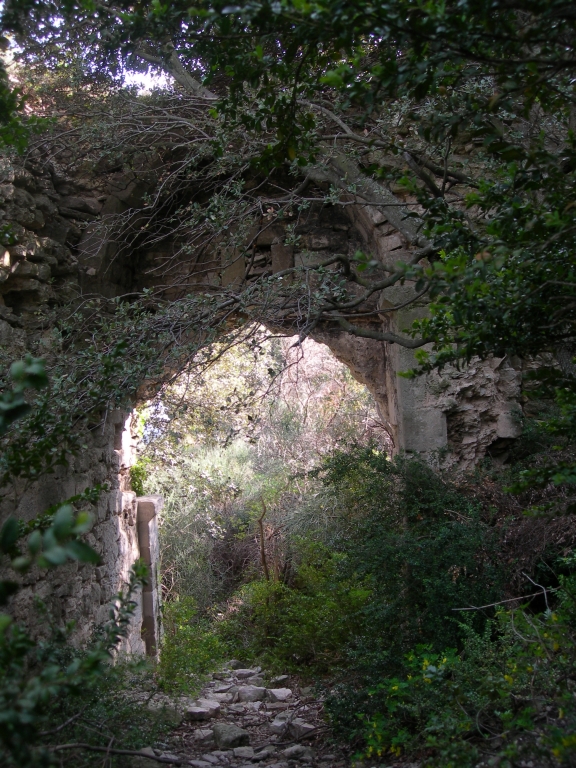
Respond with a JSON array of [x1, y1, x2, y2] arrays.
[[157, 597, 227, 694]]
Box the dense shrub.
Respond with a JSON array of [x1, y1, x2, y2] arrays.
[[356, 558, 576, 767], [157, 597, 227, 693], [321, 449, 505, 661], [216, 542, 372, 674]]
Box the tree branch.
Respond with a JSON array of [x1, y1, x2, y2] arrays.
[[335, 317, 430, 348]]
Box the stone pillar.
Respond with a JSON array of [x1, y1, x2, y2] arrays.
[[136, 495, 162, 657]]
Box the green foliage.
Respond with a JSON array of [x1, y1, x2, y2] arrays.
[[320, 448, 504, 657], [40, 662, 176, 766], [0, 563, 149, 766], [0, 360, 153, 766], [141, 337, 379, 605], [157, 597, 227, 694], [357, 570, 576, 767], [217, 542, 371, 674], [507, 373, 576, 510], [0, 356, 47, 436], [130, 458, 149, 497]]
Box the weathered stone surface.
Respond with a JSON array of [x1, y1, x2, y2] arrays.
[[200, 755, 220, 765], [209, 692, 234, 703], [213, 683, 235, 693], [185, 707, 213, 721], [233, 746, 255, 759], [212, 722, 250, 749], [283, 744, 314, 761], [270, 713, 291, 734], [252, 745, 277, 762], [192, 728, 215, 746], [195, 698, 221, 716], [267, 688, 292, 702], [237, 685, 266, 702], [235, 668, 259, 679], [289, 718, 316, 739]]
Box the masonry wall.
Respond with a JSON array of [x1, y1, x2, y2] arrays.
[[0, 147, 523, 646]]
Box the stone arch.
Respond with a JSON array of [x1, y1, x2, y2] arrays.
[[0, 149, 521, 650]]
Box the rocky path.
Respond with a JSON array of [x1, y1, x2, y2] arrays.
[[133, 661, 351, 768]]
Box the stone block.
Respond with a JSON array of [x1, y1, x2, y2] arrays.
[[237, 685, 266, 702], [235, 668, 259, 678], [186, 706, 213, 721], [267, 688, 292, 702], [234, 746, 255, 759], [195, 698, 221, 716], [193, 728, 216, 746], [288, 718, 316, 739], [212, 722, 250, 749], [271, 242, 293, 273], [270, 713, 291, 734]]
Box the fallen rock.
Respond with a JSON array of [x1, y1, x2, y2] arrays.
[[253, 744, 277, 762], [196, 698, 221, 716], [270, 712, 291, 735], [270, 675, 289, 685], [267, 687, 292, 702], [289, 718, 316, 739], [283, 744, 307, 758], [200, 756, 220, 765], [210, 692, 234, 704], [185, 706, 212, 721], [235, 668, 259, 679], [283, 744, 314, 761], [227, 659, 244, 669], [233, 746, 255, 759], [212, 722, 250, 749], [214, 683, 235, 693], [192, 728, 215, 746], [237, 685, 266, 702], [189, 761, 213, 768]]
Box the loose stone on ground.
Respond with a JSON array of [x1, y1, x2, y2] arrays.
[[135, 662, 351, 767]]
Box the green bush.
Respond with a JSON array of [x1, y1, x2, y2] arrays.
[[217, 542, 372, 674], [357, 562, 576, 767], [157, 597, 227, 694], [130, 458, 149, 497], [322, 449, 505, 656]]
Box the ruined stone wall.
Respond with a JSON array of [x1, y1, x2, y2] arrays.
[[0, 154, 160, 653], [0, 146, 523, 647]]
